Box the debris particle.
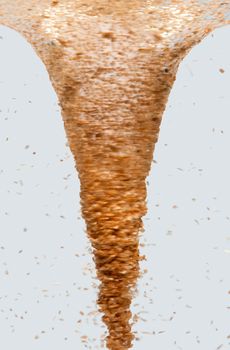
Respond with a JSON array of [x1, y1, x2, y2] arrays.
[[216, 345, 223, 350]]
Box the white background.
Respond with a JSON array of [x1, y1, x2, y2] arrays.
[[0, 24, 230, 350]]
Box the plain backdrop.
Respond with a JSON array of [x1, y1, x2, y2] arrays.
[[0, 23, 230, 350]]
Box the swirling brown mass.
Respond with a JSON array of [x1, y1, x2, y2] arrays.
[[0, 1, 229, 348]]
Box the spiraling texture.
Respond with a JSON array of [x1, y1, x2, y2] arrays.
[[0, 1, 229, 348]]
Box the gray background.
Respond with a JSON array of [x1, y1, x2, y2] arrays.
[[0, 24, 230, 350]]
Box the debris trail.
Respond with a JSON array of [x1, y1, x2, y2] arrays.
[[52, 16, 176, 346]]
